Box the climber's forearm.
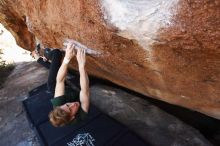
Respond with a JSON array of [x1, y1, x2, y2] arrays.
[[56, 60, 68, 83], [54, 60, 69, 97], [79, 66, 89, 96]]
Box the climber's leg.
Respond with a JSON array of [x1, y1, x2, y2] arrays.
[[46, 49, 63, 93], [37, 57, 50, 69], [43, 48, 53, 61]]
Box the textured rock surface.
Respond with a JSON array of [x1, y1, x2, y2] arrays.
[[0, 0, 219, 119], [90, 84, 212, 146], [0, 1, 34, 50], [0, 62, 47, 146]]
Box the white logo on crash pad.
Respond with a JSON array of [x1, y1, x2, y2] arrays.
[[67, 133, 95, 146]]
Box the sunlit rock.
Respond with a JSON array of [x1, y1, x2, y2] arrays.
[[0, 0, 219, 119]]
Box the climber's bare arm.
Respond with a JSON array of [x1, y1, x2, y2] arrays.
[[54, 43, 75, 97], [77, 48, 90, 112]]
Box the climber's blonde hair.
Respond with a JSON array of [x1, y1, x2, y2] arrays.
[[49, 107, 71, 127]]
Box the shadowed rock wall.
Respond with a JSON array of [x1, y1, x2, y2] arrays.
[[0, 0, 219, 119], [0, 1, 34, 49]]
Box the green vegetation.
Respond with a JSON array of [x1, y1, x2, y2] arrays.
[[0, 48, 15, 88]]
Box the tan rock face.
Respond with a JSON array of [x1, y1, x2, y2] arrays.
[[0, 1, 34, 49], [0, 0, 219, 119]]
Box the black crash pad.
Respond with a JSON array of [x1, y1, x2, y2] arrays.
[[38, 115, 125, 146], [28, 83, 48, 97], [23, 85, 147, 146], [36, 105, 101, 146], [23, 90, 53, 126]]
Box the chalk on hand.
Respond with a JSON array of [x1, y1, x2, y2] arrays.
[[63, 39, 101, 56]]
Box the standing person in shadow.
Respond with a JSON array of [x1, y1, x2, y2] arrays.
[[32, 42, 90, 127]]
